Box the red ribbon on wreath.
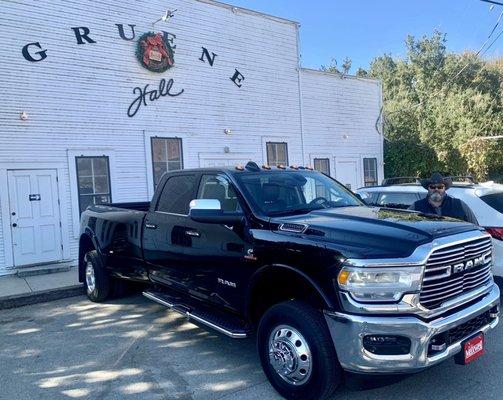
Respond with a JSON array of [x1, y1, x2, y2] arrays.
[[140, 33, 173, 67]]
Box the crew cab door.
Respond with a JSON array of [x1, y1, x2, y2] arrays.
[[184, 173, 251, 311], [142, 173, 199, 290]]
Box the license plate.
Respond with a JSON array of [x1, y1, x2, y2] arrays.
[[463, 333, 484, 364]]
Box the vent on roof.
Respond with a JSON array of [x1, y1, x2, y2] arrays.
[[278, 223, 308, 233]]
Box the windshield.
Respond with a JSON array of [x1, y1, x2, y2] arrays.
[[234, 170, 362, 216]]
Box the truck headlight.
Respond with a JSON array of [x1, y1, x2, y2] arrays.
[[337, 265, 423, 303]]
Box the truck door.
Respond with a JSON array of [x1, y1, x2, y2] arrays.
[[183, 173, 251, 311], [142, 173, 199, 291]]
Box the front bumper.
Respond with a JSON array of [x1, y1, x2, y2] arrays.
[[324, 283, 500, 374]]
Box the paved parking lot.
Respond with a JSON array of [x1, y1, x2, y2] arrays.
[[0, 294, 502, 400]]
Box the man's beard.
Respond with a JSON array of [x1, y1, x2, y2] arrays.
[[429, 192, 445, 203]]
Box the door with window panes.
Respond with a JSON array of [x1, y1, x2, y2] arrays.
[[314, 158, 331, 198], [363, 158, 378, 187], [266, 142, 288, 167], [151, 137, 183, 190]]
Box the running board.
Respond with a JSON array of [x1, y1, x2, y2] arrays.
[[143, 290, 248, 339]]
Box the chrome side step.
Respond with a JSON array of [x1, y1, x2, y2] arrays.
[[143, 291, 248, 339]]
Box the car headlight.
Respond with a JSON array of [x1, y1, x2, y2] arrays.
[[337, 264, 423, 303]]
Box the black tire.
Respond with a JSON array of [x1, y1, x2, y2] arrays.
[[257, 300, 342, 400], [83, 250, 110, 302]]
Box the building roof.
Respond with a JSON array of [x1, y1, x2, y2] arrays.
[[196, 0, 299, 26]]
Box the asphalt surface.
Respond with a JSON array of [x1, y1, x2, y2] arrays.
[[0, 294, 502, 400]]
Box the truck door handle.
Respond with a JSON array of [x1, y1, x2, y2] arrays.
[[145, 223, 157, 229], [185, 230, 200, 237]]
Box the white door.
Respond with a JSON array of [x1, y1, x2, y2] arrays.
[[335, 158, 360, 191], [8, 169, 63, 266]]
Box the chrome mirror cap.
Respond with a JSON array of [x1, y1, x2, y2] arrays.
[[189, 199, 221, 210]]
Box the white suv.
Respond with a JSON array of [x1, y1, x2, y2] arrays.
[[356, 180, 503, 277]]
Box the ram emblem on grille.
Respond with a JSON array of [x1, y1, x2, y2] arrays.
[[450, 252, 491, 275]]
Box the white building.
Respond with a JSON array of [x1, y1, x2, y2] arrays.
[[0, 0, 383, 274]]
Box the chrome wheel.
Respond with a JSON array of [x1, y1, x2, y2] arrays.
[[268, 324, 312, 385], [85, 260, 96, 293]]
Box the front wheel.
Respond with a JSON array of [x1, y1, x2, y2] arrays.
[[257, 300, 342, 400]]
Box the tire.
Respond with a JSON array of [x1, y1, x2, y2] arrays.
[[257, 300, 342, 400], [83, 250, 110, 302]]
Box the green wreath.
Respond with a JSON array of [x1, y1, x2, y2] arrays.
[[136, 32, 175, 73]]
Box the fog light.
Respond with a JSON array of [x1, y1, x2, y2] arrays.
[[489, 305, 499, 319], [362, 335, 411, 355], [428, 333, 448, 355]]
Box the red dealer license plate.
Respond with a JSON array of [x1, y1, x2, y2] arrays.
[[463, 333, 485, 364]]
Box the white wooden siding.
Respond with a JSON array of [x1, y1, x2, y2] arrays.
[[0, 196, 5, 270], [300, 69, 384, 187], [0, 0, 303, 272], [0, 0, 382, 273]]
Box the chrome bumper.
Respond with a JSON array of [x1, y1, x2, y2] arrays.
[[324, 283, 500, 374]]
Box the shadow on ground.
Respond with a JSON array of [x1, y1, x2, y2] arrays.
[[0, 294, 501, 400]]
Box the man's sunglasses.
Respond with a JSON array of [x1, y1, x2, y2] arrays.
[[428, 185, 445, 190]]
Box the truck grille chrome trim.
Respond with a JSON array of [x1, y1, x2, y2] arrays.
[[420, 236, 493, 309]]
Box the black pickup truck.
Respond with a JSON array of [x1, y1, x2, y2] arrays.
[[79, 161, 500, 400]]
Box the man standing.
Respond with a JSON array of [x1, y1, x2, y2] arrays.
[[409, 172, 478, 224]]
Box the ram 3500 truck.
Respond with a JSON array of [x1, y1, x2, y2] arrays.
[[79, 162, 500, 400]]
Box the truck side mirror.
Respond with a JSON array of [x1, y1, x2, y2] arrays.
[[189, 199, 244, 225]]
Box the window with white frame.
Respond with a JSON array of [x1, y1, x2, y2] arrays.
[[266, 142, 288, 166], [314, 158, 331, 197], [363, 158, 378, 187], [314, 158, 330, 176], [151, 137, 183, 189], [75, 156, 112, 214]]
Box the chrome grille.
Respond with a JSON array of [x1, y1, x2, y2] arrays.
[[420, 237, 493, 309]]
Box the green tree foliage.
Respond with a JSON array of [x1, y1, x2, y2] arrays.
[[321, 57, 353, 75], [367, 31, 503, 181]]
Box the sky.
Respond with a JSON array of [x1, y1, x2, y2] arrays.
[[226, 0, 503, 73]]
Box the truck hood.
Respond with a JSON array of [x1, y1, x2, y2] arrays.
[[272, 206, 481, 259]]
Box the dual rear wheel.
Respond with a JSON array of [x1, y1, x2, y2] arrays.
[[83, 250, 128, 302]]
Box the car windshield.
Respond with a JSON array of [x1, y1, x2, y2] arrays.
[[234, 170, 362, 216]]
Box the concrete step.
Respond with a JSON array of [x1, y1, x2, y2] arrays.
[[16, 262, 74, 278]]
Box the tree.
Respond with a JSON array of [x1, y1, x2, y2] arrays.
[[366, 31, 503, 181], [320, 57, 352, 75]]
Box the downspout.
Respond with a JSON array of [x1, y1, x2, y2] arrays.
[[296, 22, 306, 165], [378, 80, 385, 183]]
